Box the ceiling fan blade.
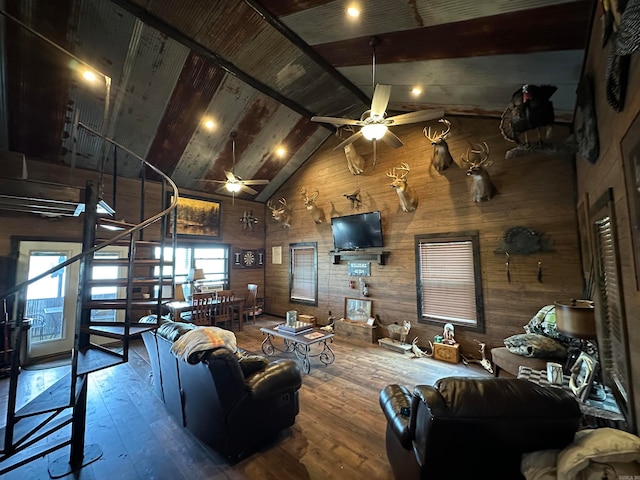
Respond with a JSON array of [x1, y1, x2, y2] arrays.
[[386, 108, 445, 126], [196, 179, 226, 184], [224, 170, 237, 181], [241, 179, 270, 185], [370, 84, 391, 117], [311, 116, 361, 126], [381, 130, 404, 148], [333, 130, 364, 150], [239, 184, 258, 195]]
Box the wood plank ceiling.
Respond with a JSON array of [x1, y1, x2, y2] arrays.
[[0, 0, 593, 203]]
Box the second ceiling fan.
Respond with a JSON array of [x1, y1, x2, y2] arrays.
[[311, 37, 444, 157]]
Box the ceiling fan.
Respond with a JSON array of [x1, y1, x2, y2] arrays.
[[311, 37, 444, 161], [199, 131, 269, 199]]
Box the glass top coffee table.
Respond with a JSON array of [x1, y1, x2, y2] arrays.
[[260, 325, 335, 374]]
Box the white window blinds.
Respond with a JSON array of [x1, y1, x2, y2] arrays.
[[418, 240, 477, 326], [290, 245, 316, 302]]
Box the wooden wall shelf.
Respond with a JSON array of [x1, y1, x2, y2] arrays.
[[329, 250, 390, 265]]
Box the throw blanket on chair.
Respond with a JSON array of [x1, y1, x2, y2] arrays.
[[170, 327, 237, 364]]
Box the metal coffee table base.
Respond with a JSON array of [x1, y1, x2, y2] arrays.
[[260, 327, 335, 374]]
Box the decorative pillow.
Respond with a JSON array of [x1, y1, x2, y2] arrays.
[[503, 333, 567, 359], [557, 428, 640, 479], [237, 354, 270, 376]]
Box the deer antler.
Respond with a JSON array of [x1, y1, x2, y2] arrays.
[[424, 118, 451, 143], [462, 142, 492, 168]]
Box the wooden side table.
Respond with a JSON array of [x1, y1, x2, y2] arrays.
[[517, 366, 629, 431]]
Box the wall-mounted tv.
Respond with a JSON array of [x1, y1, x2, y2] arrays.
[[331, 211, 383, 251]]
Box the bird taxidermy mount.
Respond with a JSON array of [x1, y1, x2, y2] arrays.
[[300, 186, 325, 223], [344, 189, 361, 209], [424, 118, 454, 173], [311, 36, 444, 165]]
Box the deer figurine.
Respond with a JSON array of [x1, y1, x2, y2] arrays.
[[461, 142, 495, 202], [300, 187, 325, 223], [267, 197, 291, 228], [387, 162, 418, 212], [343, 144, 365, 175], [424, 118, 454, 173]]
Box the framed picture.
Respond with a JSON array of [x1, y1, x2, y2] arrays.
[[621, 110, 640, 290], [344, 298, 372, 323], [166, 194, 221, 238], [569, 351, 598, 402], [577, 193, 593, 286]]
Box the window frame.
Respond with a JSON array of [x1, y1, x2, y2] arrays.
[[414, 231, 485, 332], [289, 242, 318, 306]]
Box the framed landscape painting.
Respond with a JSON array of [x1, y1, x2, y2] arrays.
[[167, 194, 221, 238]]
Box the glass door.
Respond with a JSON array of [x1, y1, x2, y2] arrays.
[[17, 241, 82, 359]]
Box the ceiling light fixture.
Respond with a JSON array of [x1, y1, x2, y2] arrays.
[[347, 6, 360, 17], [411, 87, 422, 96], [82, 70, 97, 82], [276, 147, 286, 157], [226, 182, 242, 193], [361, 123, 387, 140], [204, 119, 215, 130]]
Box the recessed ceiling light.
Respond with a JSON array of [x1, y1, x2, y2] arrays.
[[276, 147, 286, 157], [347, 6, 360, 18], [411, 87, 422, 96], [203, 118, 215, 130], [82, 70, 97, 82]]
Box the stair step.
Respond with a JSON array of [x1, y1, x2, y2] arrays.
[[13, 374, 73, 418], [77, 346, 124, 375], [81, 323, 158, 339], [86, 277, 173, 287], [97, 218, 137, 229], [0, 410, 72, 454], [83, 299, 168, 310], [91, 258, 170, 266]]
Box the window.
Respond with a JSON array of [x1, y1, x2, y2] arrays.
[[155, 245, 229, 291], [590, 188, 634, 427], [415, 231, 484, 331], [290, 243, 317, 306]]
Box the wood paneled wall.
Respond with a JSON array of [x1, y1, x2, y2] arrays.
[[0, 159, 266, 299], [576, 7, 640, 433], [264, 116, 584, 355]]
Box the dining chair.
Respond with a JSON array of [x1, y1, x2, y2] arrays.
[[242, 284, 263, 325], [213, 290, 235, 329], [191, 292, 214, 326]]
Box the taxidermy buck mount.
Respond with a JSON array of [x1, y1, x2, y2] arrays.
[[387, 162, 418, 212], [424, 118, 454, 173], [300, 187, 325, 223], [462, 142, 496, 202], [267, 198, 291, 228]]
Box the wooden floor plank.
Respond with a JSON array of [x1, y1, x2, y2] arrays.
[[1, 315, 490, 479]]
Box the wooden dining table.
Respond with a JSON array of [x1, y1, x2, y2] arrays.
[[164, 297, 246, 330]]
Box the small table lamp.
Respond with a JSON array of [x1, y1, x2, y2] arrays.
[[554, 299, 596, 340], [187, 268, 206, 295]]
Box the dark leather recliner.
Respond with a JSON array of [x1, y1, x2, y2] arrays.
[[141, 317, 302, 462], [380, 377, 582, 479]]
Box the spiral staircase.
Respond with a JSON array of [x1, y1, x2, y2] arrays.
[[0, 154, 179, 477]]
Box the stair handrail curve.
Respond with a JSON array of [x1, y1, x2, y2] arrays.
[[0, 162, 178, 305]]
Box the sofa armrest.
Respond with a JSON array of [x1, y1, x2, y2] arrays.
[[380, 385, 413, 449], [245, 359, 301, 400]]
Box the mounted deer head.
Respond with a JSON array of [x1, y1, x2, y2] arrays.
[[461, 142, 495, 202], [387, 162, 418, 212], [343, 143, 365, 175], [300, 187, 325, 223], [267, 197, 291, 228], [424, 118, 454, 173]]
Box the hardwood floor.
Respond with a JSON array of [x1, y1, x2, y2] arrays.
[[0, 316, 490, 479]]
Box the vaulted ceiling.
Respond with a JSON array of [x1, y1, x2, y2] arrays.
[[0, 0, 593, 203]]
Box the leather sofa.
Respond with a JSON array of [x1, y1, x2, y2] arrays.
[[140, 316, 302, 462], [379, 377, 582, 479]]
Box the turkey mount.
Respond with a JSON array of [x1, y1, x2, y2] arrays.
[[499, 84, 576, 160]]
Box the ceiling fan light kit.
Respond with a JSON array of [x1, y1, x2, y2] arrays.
[[362, 123, 387, 140]]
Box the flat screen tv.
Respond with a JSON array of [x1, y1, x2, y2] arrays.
[[331, 211, 383, 251]]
